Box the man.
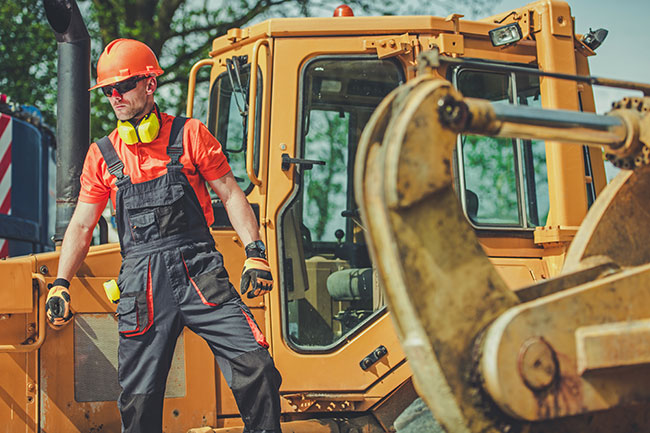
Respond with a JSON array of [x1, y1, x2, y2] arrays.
[[44, 38, 282, 433]]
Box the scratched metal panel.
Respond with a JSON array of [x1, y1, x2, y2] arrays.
[[74, 314, 186, 402]]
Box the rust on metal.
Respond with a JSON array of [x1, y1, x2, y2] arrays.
[[364, 34, 415, 59], [518, 337, 558, 391], [533, 225, 580, 247], [481, 264, 650, 420], [531, 367, 583, 421], [283, 393, 362, 413]]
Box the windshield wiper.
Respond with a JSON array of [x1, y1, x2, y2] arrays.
[[225, 56, 249, 120]]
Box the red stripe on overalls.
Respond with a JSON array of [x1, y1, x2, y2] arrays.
[[122, 258, 155, 336], [181, 254, 218, 306], [240, 308, 269, 349]]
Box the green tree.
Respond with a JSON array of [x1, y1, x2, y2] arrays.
[[0, 1, 57, 126], [463, 134, 519, 223], [304, 111, 348, 241], [1, 0, 496, 139]]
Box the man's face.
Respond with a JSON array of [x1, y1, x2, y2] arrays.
[[102, 76, 153, 121]]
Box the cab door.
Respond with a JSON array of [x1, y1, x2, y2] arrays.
[[265, 36, 413, 394]]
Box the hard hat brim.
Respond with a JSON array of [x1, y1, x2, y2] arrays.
[[88, 70, 164, 91]]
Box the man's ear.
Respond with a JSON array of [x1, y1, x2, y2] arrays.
[[146, 77, 158, 95]]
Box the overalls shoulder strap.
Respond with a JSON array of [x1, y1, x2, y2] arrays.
[[167, 116, 188, 167], [96, 136, 125, 180]]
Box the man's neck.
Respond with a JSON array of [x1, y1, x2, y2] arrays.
[[131, 99, 155, 123]]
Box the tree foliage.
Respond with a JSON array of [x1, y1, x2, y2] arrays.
[[463, 135, 520, 224], [2, 0, 496, 139], [304, 111, 348, 241], [0, 1, 58, 127]]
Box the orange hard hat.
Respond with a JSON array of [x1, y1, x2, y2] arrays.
[[89, 39, 164, 90]]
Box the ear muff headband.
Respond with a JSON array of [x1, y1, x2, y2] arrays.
[[117, 109, 161, 145]]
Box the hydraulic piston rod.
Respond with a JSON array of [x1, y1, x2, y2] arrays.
[[483, 102, 626, 146], [437, 93, 648, 168]]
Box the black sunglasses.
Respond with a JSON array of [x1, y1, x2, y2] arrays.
[[101, 75, 148, 97]]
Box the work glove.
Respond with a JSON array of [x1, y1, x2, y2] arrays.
[[240, 257, 273, 299], [45, 278, 73, 330]]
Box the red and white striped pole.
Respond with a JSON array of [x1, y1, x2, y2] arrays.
[[0, 112, 12, 258]]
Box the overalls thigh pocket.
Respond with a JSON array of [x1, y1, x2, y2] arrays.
[[116, 256, 153, 337], [180, 244, 238, 306]]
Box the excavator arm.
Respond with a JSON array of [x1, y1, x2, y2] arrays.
[[355, 53, 650, 432]]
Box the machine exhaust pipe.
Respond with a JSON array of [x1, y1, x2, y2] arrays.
[[43, 0, 90, 244]]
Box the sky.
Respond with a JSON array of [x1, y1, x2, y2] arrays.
[[496, 0, 649, 113]]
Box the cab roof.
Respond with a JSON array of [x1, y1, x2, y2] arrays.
[[210, 15, 497, 56]]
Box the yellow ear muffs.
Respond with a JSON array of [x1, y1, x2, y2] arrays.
[[117, 110, 161, 145], [117, 119, 140, 145], [135, 110, 161, 143]]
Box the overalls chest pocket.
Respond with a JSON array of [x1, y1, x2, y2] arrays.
[[124, 183, 188, 243]]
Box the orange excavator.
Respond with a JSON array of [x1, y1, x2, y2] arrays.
[[3, 0, 650, 431]]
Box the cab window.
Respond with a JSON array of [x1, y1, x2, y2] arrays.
[[208, 57, 262, 194], [279, 56, 404, 351], [454, 68, 549, 228]]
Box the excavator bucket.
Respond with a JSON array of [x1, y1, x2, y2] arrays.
[[355, 72, 650, 432]]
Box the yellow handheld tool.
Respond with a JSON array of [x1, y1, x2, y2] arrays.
[[103, 279, 120, 304]]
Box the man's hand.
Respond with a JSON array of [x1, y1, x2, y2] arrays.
[[46, 278, 73, 330], [240, 257, 273, 298]]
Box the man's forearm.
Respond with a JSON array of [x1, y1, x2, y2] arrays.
[[223, 190, 261, 247], [208, 171, 262, 247], [56, 221, 95, 281]]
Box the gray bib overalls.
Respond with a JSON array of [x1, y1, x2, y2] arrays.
[[96, 117, 282, 433]]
